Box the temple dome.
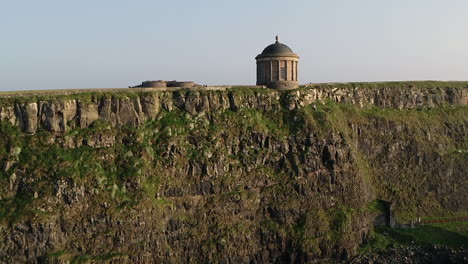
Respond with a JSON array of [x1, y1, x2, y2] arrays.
[[256, 36, 298, 59]]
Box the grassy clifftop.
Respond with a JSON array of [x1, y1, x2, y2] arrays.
[[1, 80, 467, 101]]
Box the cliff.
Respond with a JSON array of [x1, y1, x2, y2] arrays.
[[1, 82, 467, 134], [0, 81, 467, 263]]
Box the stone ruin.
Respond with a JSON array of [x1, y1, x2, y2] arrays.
[[131, 80, 200, 89]]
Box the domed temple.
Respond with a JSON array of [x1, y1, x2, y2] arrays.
[[256, 36, 299, 90]]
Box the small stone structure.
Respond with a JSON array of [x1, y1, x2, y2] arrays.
[[132, 80, 199, 89], [256, 36, 299, 90], [139, 81, 167, 88], [373, 200, 395, 227]]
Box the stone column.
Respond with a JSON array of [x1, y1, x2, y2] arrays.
[[293, 61, 296, 81], [270, 60, 273, 81], [296, 61, 298, 81], [284, 61, 287, 81], [277, 60, 280, 81], [295, 61, 298, 81], [293, 62, 297, 81], [257, 62, 260, 83], [292, 61, 295, 81]]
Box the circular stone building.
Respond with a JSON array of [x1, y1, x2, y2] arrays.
[[256, 36, 299, 90]]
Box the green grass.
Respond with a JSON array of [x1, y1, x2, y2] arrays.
[[360, 221, 468, 254], [300, 81, 468, 91], [228, 86, 273, 94], [0, 89, 158, 104]]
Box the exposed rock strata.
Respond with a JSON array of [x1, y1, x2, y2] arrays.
[[0, 84, 466, 134]]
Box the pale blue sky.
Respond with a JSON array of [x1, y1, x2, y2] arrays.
[[1, 0, 467, 91]]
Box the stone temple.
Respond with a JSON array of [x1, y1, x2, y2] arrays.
[[131, 36, 299, 90], [256, 36, 299, 90]]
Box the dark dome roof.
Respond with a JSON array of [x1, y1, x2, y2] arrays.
[[261, 42, 294, 55], [257, 36, 298, 58]]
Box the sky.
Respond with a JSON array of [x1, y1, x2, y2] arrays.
[[1, 0, 468, 91]]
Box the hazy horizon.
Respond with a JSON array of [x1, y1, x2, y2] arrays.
[[1, 0, 468, 91]]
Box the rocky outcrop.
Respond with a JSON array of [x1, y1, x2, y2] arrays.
[[284, 84, 468, 110], [0, 83, 467, 134]]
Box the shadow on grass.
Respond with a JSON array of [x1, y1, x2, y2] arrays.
[[360, 222, 468, 253]]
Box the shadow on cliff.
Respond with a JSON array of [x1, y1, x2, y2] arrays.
[[374, 224, 468, 248]]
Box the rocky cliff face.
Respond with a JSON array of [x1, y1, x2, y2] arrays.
[[0, 82, 467, 263], [1, 82, 466, 134]]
